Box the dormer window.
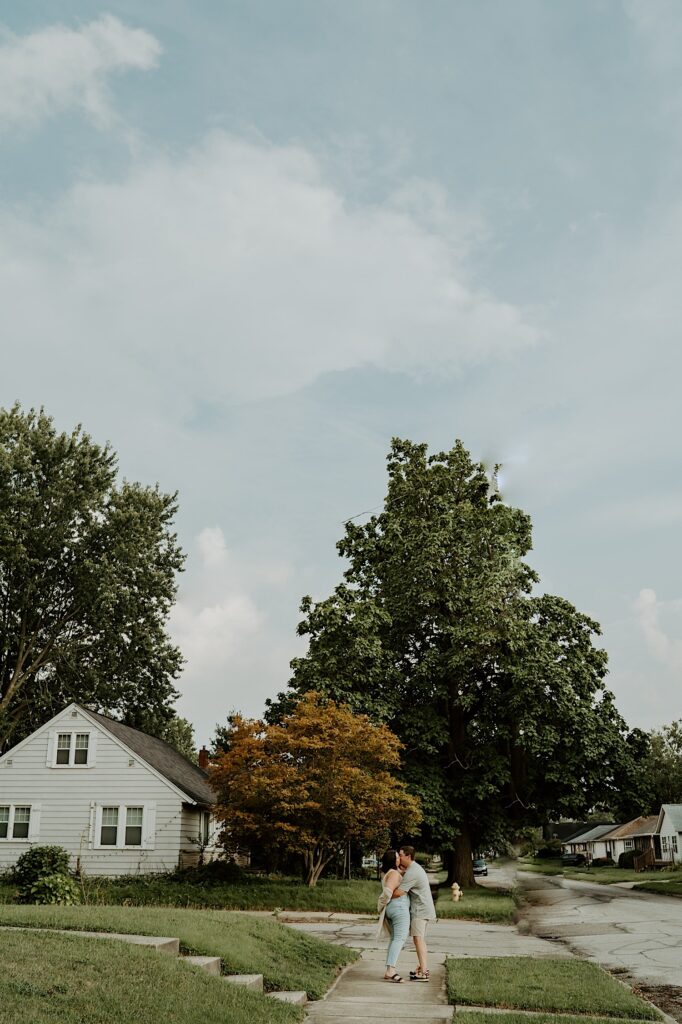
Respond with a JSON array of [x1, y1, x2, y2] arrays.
[[50, 730, 95, 767]]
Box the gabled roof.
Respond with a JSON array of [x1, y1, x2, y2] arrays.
[[82, 707, 215, 807], [565, 823, 617, 844], [601, 815, 659, 840], [660, 804, 682, 832]]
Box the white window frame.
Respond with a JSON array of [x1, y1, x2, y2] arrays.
[[624, 839, 634, 849], [92, 803, 156, 850], [0, 803, 41, 842], [672, 835, 679, 854], [47, 729, 97, 769]]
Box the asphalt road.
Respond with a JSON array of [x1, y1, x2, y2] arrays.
[[518, 871, 682, 987]]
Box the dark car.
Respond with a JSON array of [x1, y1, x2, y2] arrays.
[[473, 857, 488, 876], [561, 852, 586, 866]]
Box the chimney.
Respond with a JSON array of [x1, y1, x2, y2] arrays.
[[198, 746, 209, 770]]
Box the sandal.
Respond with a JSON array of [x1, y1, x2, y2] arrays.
[[410, 969, 430, 982], [384, 972, 404, 983]]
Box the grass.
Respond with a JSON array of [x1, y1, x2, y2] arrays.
[[446, 957, 660, 1019], [457, 1014, 655, 1024], [519, 859, 682, 886], [0, 927, 301, 1024], [0, 903, 355, 999], [0, 872, 515, 922], [634, 880, 682, 897]]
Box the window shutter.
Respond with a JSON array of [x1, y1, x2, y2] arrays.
[[29, 803, 41, 840], [88, 802, 95, 849], [88, 731, 98, 768], [45, 731, 55, 767], [143, 803, 156, 850]]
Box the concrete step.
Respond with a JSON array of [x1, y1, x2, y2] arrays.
[[0, 926, 179, 955], [182, 955, 221, 975], [305, 1001, 453, 1019], [223, 973, 264, 993], [267, 990, 308, 1006]]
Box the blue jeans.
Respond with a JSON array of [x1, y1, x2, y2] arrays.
[[385, 895, 410, 968]]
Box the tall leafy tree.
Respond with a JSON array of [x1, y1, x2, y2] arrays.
[[212, 691, 421, 886], [269, 438, 639, 885], [639, 720, 682, 810], [0, 405, 184, 751]]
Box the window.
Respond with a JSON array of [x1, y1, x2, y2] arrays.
[[0, 804, 37, 841], [624, 839, 634, 849], [54, 732, 90, 767], [672, 836, 679, 854], [125, 807, 143, 847], [95, 804, 152, 849], [202, 811, 210, 846], [13, 807, 30, 839], [100, 807, 119, 846], [662, 836, 669, 852]]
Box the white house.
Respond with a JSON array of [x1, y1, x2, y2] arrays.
[[656, 804, 682, 865], [0, 703, 218, 876], [562, 823, 617, 859]]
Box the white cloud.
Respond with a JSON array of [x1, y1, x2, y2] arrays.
[[634, 588, 682, 670], [1, 132, 539, 410], [0, 15, 161, 128]]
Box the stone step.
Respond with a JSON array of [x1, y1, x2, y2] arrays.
[[223, 973, 264, 992], [267, 990, 308, 1006], [0, 926, 179, 955], [305, 1000, 453, 1019], [182, 955, 221, 975]]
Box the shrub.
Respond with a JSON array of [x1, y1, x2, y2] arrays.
[[536, 840, 562, 859], [618, 850, 636, 869], [591, 856, 615, 867], [27, 872, 81, 905], [13, 846, 70, 889]]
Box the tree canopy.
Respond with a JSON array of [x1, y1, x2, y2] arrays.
[[211, 691, 421, 885], [0, 405, 185, 751], [269, 438, 641, 885]]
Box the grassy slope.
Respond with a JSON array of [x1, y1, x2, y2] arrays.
[[0, 904, 355, 999], [446, 957, 660, 1019], [634, 880, 682, 897], [458, 1014, 655, 1024], [520, 860, 682, 886], [1, 928, 300, 1024], [0, 874, 515, 922]]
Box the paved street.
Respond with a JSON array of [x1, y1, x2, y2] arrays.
[[519, 871, 682, 987]]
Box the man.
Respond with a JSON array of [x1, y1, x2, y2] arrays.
[[398, 845, 437, 981]]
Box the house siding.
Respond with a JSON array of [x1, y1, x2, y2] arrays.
[[659, 808, 682, 865], [0, 707, 190, 876]]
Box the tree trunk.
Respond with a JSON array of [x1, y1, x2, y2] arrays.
[[452, 829, 475, 888], [443, 848, 455, 886], [304, 846, 331, 887]]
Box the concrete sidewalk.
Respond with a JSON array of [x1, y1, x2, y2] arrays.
[[295, 916, 569, 1024]]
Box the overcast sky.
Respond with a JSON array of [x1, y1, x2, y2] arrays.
[[2, 2, 681, 744]]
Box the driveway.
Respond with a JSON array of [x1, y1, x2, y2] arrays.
[[518, 871, 682, 1019]]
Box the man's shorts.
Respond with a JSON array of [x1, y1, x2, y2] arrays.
[[410, 918, 430, 938]]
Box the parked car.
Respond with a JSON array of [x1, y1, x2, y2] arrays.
[[473, 857, 488, 876], [561, 852, 586, 866]]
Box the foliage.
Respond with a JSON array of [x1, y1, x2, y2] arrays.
[[536, 841, 562, 858], [211, 692, 421, 885], [590, 857, 614, 867], [446, 957, 659, 1018], [0, 405, 184, 752], [269, 438, 640, 885], [13, 845, 70, 889], [618, 850, 637, 868], [1, 928, 302, 1024], [25, 872, 81, 905], [0, 904, 356, 999], [640, 720, 682, 811]]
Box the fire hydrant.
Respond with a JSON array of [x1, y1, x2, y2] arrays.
[[451, 882, 463, 902]]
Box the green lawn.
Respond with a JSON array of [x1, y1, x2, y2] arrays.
[[458, 1014, 654, 1024], [0, 873, 515, 922], [446, 957, 660, 1019], [520, 860, 682, 886], [634, 880, 682, 897], [0, 928, 300, 1024], [0, 904, 355, 999]]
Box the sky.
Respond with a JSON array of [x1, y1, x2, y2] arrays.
[[2, 1, 682, 744]]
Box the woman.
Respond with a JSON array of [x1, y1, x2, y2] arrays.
[[377, 848, 410, 982]]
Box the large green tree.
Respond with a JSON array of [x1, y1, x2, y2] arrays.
[[269, 438, 640, 885], [639, 720, 682, 811], [0, 405, 185, 751]]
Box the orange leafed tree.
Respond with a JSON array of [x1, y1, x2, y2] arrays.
[[210, 691, 422, 886]]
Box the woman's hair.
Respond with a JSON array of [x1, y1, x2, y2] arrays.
[[381, 848, 398, 875]]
